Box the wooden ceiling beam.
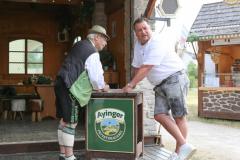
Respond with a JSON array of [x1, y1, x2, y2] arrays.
[[144, 0, 156, 18], [1, 0, 84, 5]]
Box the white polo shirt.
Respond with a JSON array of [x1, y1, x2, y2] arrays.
[[132, 34, 184, 86]]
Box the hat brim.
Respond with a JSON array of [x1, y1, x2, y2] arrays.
[[89, 30, 110, 41]]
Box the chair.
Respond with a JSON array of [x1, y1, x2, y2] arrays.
[[0, 100, 2, 118], [29, 99, 44, 122], [1, 99, 12, 120], [11, 99, 26, 120]]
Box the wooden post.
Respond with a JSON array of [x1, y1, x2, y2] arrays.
[[144, 0, 157, 18]]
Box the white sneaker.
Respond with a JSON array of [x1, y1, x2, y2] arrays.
[[65, 155, 76, 160], [178, 143, 196, 160], [168, 152, 180, 160]]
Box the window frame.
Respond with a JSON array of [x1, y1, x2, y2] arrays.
[[8, 38, 44, 75]]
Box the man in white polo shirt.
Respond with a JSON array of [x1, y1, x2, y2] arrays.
[[122, 17, 196, 160]]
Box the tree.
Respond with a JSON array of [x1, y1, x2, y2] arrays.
[[187, 62, 198, 88]]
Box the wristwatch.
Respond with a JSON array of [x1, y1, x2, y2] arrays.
[[127, 83, 134, 88]]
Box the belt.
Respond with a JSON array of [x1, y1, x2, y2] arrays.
[[155, 70, 185, 88]]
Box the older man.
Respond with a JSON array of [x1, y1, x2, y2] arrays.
[[123, 17, 196, 160], [54, 25, 110, 160]]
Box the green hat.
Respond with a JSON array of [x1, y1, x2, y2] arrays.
[[88, 25, 110, 41]]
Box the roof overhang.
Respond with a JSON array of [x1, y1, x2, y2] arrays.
[[198, 33, 240, 41], [188, 25, 240, 42]]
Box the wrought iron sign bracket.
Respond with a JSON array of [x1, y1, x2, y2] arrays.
[[150, 17, 171, 27]]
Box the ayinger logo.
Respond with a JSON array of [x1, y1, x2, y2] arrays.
[[95, 108, 125, 142]]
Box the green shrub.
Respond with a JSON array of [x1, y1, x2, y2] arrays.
[[187, 62, 198, 88]]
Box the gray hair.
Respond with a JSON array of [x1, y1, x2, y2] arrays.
[[87, 33, 97, 40]]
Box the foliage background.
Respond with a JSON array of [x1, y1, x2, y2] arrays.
[[187, 62, 198, 88]]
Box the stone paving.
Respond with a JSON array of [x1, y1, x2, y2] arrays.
[[0, 115, 84, 143], [0, 114, 172, 160], [0, 151, 86, 160], [0, 147, 172, 160], [161, 121, 240, 160]]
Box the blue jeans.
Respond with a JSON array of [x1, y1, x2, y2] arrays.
[[154, 71, 189, 118]]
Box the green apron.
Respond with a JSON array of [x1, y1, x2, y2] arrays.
[[69, 70, 92, 107]]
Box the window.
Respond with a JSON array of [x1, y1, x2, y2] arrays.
[[9, 39, 43, 74]]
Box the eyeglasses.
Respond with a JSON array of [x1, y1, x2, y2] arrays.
[[98, 34, 107, 42]]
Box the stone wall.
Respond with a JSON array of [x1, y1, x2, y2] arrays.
[[132, 0, 159, 136], [92, 0, 159, 136], [203, 91, 240, 113], [133, 0, 155, 30], [135, 79, 159, 136], [133, 0, 148, 19]]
